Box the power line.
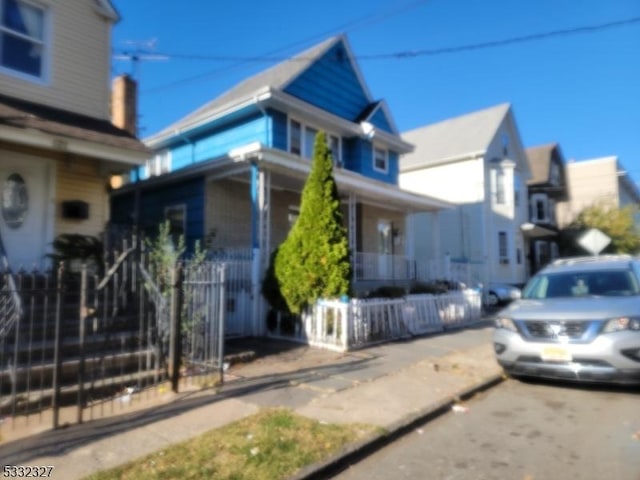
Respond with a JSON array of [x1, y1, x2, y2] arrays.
[[116, 15, 640, 66], [135, 0, 431, 95]]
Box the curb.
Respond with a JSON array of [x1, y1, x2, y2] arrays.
[[289, 373, 504, 480]]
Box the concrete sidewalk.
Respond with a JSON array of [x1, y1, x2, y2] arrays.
[[0, 322, 502, 480]]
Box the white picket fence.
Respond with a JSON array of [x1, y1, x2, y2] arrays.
[[268, 290, 483, 352]]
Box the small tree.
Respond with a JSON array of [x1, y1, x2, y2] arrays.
[[559, 203, 640, 255], [268, 131, 351, 314]]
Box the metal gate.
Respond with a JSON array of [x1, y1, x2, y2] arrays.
[[0, 240, 228, 435]]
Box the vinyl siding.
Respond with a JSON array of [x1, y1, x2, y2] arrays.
[[0, 1, 112, 119], [369, 107, 394, 134], [284, 42, 369, 122], [56, 157, 109, 237], [358, 204, 405, 254]]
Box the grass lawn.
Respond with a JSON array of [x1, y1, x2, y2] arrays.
[[84, 408, 379, 480]]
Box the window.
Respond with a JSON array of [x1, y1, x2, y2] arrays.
[[536, 241, 550, 269], [289, 120, 301, 156], [498, 231, 508, 264], [495, 169, 505, 204], [514, 173, 521, 207], [329, 134, 342, 167], [550, 242, 559, 261], [0, 0, 46, 79], [287, 205, 299, 229], [146, 150, 171, 178], [303, 126, 317, 158], [373, 147, 388, 173], [289, 118, 341, 163], [530, 193, 549, 223], [550, 162, 561, 186]]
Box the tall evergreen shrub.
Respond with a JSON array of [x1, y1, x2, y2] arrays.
[[266, 131, 351, 314]]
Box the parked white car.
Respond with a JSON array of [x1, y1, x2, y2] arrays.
[[486, 283, 521, 306]]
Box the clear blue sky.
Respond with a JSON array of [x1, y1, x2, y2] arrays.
[[112, 0, 640, 180]]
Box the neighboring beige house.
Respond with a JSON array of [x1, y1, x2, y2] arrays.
[[0, 0, 149, 269], [556, 156, 640, 229], [399, 104, 531, 290]]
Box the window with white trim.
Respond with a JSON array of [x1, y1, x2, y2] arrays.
[[494, 169, 506, 205], [0, 0, 47, 80], [498, 231, 508, 264], [530, 193, 550, 223], [373, 147, 388, 173], [288, 118, 341, 163], [329, 134, 342, 167], [146, 150, 171, 178]]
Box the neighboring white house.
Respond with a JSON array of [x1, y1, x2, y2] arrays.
[[399, 104, 531, 288], [556, 156, 640, 229]]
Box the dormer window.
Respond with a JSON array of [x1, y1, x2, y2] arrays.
[[0, 0, 47, 80], [373, 147, 388, 173]]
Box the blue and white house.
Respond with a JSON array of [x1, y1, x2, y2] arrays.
[[110, 35, 451, 336]]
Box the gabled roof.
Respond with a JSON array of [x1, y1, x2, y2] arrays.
[[147, 35, 402, 147], [526, 143, 560, 185], [0, 93, 150, 162], [400, 103, 511, 170]]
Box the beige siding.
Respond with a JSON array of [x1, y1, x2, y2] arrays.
[[0, 1, 112, 119], [206, 180, 253, 248], [56, 157, 110, 237], [359, 204, 405, 254], [270, 190, 302, 248]]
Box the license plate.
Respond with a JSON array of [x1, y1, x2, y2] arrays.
[[540, 346, 572, 362]]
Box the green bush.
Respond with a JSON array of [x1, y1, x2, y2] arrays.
[[267, 131, 351, 314]]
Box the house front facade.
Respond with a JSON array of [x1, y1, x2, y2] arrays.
[[524, 143, 569, 274], [110, 35, 451, 336], [399, 104, 531, 290], [556, 156, 640, 230], [0, 0, 149, 270]]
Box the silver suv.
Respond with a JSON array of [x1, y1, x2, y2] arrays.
[[493, 255, 640, 384]]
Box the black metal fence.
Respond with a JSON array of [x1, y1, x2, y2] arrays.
[[0, 239, 227, 435]]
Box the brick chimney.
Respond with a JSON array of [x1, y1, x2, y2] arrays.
[[111, 74, 137, 136]]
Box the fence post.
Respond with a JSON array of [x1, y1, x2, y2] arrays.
[[52, 264, 64, 429], [169, 263, 183, 393], [76, 264, 88, 424]]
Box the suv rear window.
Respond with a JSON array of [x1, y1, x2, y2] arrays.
[[523, 269, 640, 299]]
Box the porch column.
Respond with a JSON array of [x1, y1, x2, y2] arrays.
[[251, 164, 270, 336], [348, 193, 357, 281], [405, 213, 415, 280]]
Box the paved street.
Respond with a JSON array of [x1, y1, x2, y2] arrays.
[[333, 379, 640, 480]]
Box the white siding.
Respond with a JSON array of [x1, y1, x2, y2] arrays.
[[0, 1, 112, 119]]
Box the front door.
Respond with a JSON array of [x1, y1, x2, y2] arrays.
[[377, 220, 392, 279], [0, 155, 52, 270]]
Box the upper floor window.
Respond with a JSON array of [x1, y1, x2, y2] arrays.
[[146, 150, 171, 178], [0, 0, 47, 80], [289, 118, 342, 165], [493, 168, 506, 205], [373, 147, 388, 173], [530, 193, 552, 223]]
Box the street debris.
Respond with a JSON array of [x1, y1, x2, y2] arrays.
[[416, 428, 424, 435], [632, 430, 640, 441], [451, 404, 469, 414], [250, 447, 260, 456]]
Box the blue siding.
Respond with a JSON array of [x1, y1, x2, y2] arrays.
[[369, 107, 394, 134], [342, 138, 397, 185], [270, 109, 288, 150], [111, 178, 206, 251], [284, 42, 370, 122]]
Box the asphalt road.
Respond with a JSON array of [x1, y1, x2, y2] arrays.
[[333, 379, 640, 480]]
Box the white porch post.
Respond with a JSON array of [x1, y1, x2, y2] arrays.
[[348, 193, 357, 281], [405, 213, 415, 279], [431, 210, 441, 277], [251, 164, 270, 336]]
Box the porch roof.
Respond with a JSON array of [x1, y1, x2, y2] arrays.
[[233, 143, 453, 212]]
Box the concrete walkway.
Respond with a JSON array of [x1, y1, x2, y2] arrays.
[[0, 321, 502, 480]]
